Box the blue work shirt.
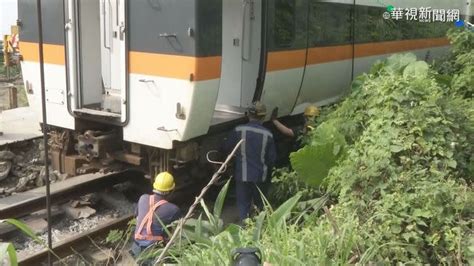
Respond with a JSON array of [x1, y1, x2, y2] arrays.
[[134, 194, 181, 247], [223, 121, 277, 183]]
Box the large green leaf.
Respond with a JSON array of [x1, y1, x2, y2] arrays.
[[213, 179, 231, 221], [2, 219, 43, 244], [403, 61, 430, 78], [223, 224, 242, 244], [181, 231, 213, 245], [268, 193, 302, 228], [290, 122, 346, 187], [385, 53, 417, 73], [195, 214, 202, 236], [184, 217, 214, 235], [0, 242, 17, 266], [199, 199, 216, 228], [252, 211, 267, 242]]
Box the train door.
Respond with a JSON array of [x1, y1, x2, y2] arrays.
[[216, 0, 262, 111], [65, 0, 127, 123]]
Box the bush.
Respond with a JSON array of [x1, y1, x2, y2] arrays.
[[291, 30, 473, 263], [163, 29, 474, 265]]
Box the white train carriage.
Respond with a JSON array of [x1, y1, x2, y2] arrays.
[[16, 0, 470, 177]]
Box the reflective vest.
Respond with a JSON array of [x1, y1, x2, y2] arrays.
[[134, 196, 168, 241]]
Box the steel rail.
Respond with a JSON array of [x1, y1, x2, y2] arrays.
[[18, 214, 134, 265], [0, 170, 140, 220]]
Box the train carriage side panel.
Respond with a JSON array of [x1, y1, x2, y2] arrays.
[[18, 0, 75, 129], [260, 0, 309, 118], [351, 1, 458, 78], [124, 0, 222, 149], [295, 1, 353, 114], [294, 0, 460, 113]]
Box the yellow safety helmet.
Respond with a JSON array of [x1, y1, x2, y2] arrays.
[[153, 172, 175, 193], [304, 105, 320, 118]]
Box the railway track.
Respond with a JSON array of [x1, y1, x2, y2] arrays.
[[1, 167, 211, 264], [0, 169, 145, 265], [0, 169, 142, 220], [18, 214, 134, 265]]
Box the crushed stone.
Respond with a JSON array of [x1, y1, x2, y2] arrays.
[[12, 193, 135, 258]]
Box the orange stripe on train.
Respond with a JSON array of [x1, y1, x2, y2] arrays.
[[128, 52, 221, 81], [20, 37, 449, 78], [268, 37, 449, 71], [20, 42, 65, 65]]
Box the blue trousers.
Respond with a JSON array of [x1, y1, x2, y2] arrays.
[[235, 180, 269, 221]]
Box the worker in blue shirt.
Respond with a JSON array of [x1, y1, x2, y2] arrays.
[[223, 101, 277, 222], [131, 172, 181, 257]]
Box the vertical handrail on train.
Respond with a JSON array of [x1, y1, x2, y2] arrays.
[[35, 0, 53, 264], [241, 0, 250, 61], [63, 0, 74, 117], [102, 0, 111, 49], [252, 0, 269, 102]]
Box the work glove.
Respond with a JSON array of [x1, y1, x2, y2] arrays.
[[271, 107, 278, 121]]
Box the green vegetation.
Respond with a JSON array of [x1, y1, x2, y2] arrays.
[[0, 62, 28, 107], [0, 64, 21, 80], [0, 242, 17, 266], [160, 28, 473, 265], [0, 218, 64, 265]]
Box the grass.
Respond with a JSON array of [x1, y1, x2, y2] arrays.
[[15, 84, 29, 107], [0, 63, 21, 79], [0, 63, 28, 108]]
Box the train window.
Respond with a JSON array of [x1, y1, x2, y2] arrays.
[[274, 0, 296, 47], [355, 6, 403, 43], [196, 0, 222, 56], [309, 2, 352, 46], [355, 5, 453, 43]]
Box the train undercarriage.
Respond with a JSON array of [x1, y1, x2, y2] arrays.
[[46, 118, 235, 186]]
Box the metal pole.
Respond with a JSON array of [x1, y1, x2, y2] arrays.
[[36, 0, 53, 264], [155, 140, 244, 264]]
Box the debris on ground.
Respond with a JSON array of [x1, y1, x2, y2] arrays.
[[0, 150, 15, 160], [83, 248, 115, 264], [0, 161, 12, 181], [0, 139, 57, 197], [62, 194, 100, 220], [12, 191, 135, 258], [63, 204, 97, 220]]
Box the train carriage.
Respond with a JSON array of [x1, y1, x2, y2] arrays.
[[16, 0, 470, 177]]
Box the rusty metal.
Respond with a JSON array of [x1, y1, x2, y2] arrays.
[[130, 143, 141, 154], [64, 155, 87, 176], [77, 130, 118, 161], [111, 151, 143, 166], [48, 130, 74, 174], [18, 214, 133, 265]]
